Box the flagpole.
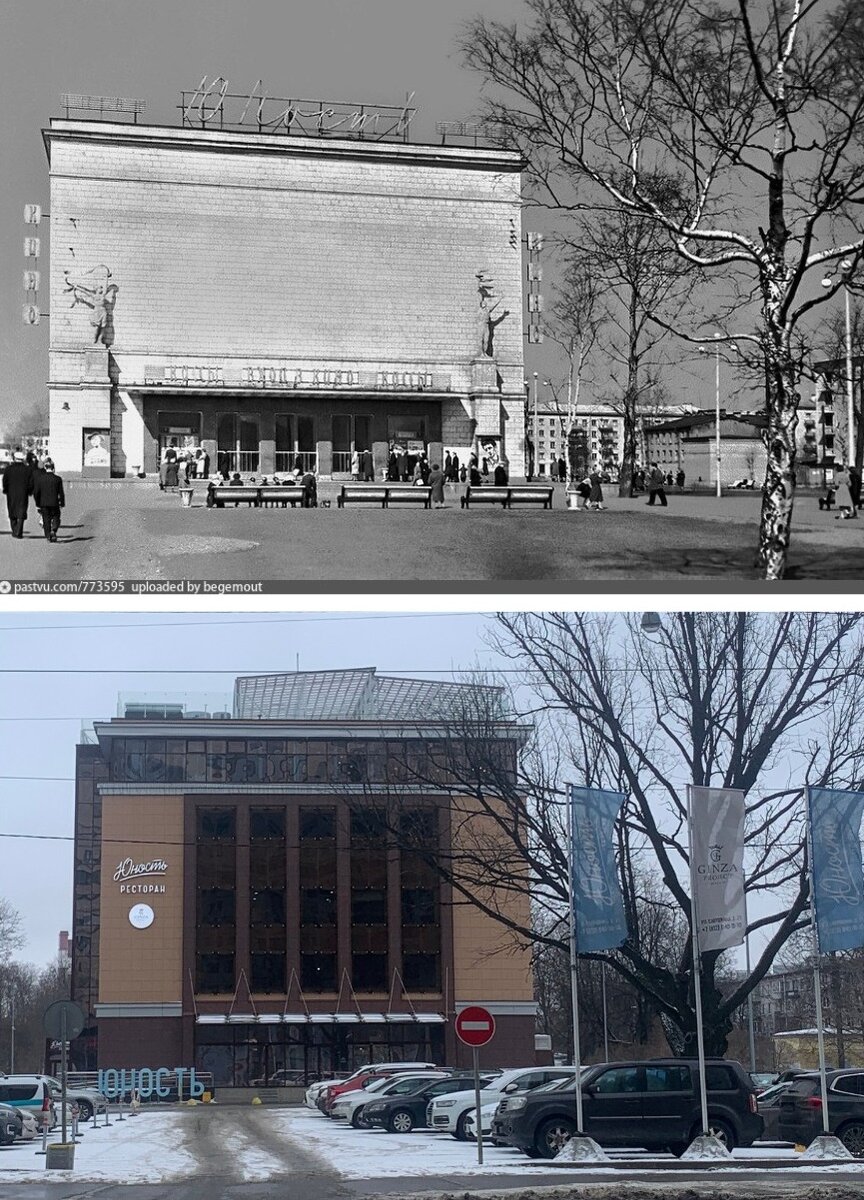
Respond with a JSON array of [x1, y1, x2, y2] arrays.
[[567, 784, 584, 1133], [743, 877, 756, 1072], [804, 786, 831, 1134], [687, 784, 710, 1138]]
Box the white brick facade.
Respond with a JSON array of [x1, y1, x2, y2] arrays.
[[44, 119, 526, 477]]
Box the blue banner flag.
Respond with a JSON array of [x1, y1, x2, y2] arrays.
[[569, 785, 628, 952], [808, 786, 864, 953]]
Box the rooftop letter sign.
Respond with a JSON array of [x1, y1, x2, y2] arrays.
[[180, 77, 418, 141]]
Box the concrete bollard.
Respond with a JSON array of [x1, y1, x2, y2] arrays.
[[116, 1096, 125, 1122], [36, 1115, 49, 1156]]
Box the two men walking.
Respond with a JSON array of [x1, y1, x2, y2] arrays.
[[3, 451, 65, 541]]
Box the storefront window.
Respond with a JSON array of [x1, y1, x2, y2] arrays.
[[196, 808, 236, 993]]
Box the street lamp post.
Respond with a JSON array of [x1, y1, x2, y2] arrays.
[[698, 335, 737, 497], [533, 372, 539, 480]]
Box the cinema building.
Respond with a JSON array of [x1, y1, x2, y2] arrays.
[[42, 91, 526, 480], [71, 670, 535, 1084]]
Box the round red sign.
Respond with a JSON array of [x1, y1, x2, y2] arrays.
[[455, 1005, 496, 1047]]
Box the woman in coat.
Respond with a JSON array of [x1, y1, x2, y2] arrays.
[[834, 466, 857, 519], [428, 463, 446, 507], [588, 469, 605, 510]]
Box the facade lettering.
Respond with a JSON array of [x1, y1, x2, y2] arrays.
[[114, 856, 168, 882], [98, 1067, 204, 1100]]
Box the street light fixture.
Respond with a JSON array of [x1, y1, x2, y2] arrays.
[[640, 612, 662, 636], [820, 260, 855, 470]]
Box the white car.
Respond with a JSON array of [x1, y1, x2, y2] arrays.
[[461, 1101, 499, 1140], [427, 1068, 578, 1140], [331, 1072, 450, 1128]]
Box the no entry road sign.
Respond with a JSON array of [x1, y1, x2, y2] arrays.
[[455, 1005, 496, 1047]]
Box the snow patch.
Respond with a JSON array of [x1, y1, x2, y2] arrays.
[[553, 1134, 610, 1162], [680, 1133, 732, 1160]]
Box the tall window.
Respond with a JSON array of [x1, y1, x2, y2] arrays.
[[250, 808, 286, 993], [350, 808, 388, 992], [400, 810, 441, 992], [299, 808, 337, 992], [196, 808, 236, 993]]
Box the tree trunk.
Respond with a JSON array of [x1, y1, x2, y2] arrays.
[[756, 354, 798, 579], [618, 385, 638, 498]]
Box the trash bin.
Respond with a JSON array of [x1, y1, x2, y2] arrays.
[[179, 488, 194, 508], [46, 1143, 75, 1170]]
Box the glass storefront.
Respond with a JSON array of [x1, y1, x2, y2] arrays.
[[195, 1021, 446, 1086]]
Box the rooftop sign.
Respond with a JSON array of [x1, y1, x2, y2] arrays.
[[180, 77, 417, 142]]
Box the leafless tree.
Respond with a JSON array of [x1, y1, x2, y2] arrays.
[[375, 613, 864, 1056], [460, 0, 864, 578]]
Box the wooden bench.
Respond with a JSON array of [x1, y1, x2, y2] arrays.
[[337, 485, 432, 509], [259, 486, 307, 508], [460, 485, 555, 509], [209, 485, 261, 507]]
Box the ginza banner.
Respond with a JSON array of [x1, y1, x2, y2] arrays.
[[689, 786, 746, 952], [569, 785, 628, 952], [808, 786, 864, 953]]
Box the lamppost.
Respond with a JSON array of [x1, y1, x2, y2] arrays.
[[524, 378, 533, 480], [820, 259, 855, 469], [533, 372, 539, 480], [698, 335, 737, 497]]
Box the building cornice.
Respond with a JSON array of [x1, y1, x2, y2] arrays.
[[43, 119, 525, 174]]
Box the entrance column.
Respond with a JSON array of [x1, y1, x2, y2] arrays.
[[201, 405, 218, 477]]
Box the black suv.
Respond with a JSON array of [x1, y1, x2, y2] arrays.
[[499, 1059, 762, 1158], [362, 1075, 492, 1133], [777, 1069, 864, 1155]]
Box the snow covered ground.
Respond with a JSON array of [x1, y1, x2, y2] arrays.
[[0, 1105, 862, 1185], [0, 1109, 198, 1183]]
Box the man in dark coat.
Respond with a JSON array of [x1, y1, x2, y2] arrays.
[[32, 459, 65, 541], [3, 451, 34, 538], [362, 448, 374, 482]]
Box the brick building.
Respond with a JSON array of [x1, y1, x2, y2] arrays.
[[72, 670, 535, 1085], [43, 114, 525, 478]]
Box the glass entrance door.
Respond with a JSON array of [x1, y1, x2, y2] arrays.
[[332, 415, 373, 476], [275, 415, 317, 474]]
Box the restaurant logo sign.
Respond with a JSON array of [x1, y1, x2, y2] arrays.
[[182, 77, 417, 141], [114, 857, 168, 894]]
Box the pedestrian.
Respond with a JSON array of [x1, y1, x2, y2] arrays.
[[834, 466, 857, 519], [577, 475, 592, 510], [849, 464, 862, 510], [351, 448, 361, 480], [3, 450, 34, 538], [412, 457, 425, 484], [444, 451, 453, 482], [452, 452, 460, 482], [493, 460, 509, 486], [588, 468, 605, 510], [557, 456, 567, 483], [184, 452, 194, 485], [428, 462, 445, 507], [396, 448, 408, 482], [32, 458, 65, 542], [388, 451, 398, 481], [301, 468, 318, 508], [469, 462, 483, 487], [420, 452, 430, 485], [676, 468, 686, 490], [646, 463, 668, 507], [459, 464, 467, 483]]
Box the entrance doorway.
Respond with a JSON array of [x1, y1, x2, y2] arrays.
[[332, 415, 372, 476], [217, 414, 259, 475], [275, 414, 316, 474], [158, 412, 202, 460]]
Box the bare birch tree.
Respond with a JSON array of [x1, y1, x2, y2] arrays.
[[460, 0, 864, 578], [378, 612, 864, 1056]]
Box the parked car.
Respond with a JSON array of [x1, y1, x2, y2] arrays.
[[756, 1080, 794, 1140], [498, 1059, 763, 1159], [320, 1063, 443, 1115], [490, 1076, 579, 1146], [750, 1072, 780, 1093], [0, 1077, 55, 1130], [0, 1104, 23, 1146], [776, 1069, 864, 1155], [42, 1076, 106, 1121], [304, 1063, 436, 1110], [363, 1075, 489, 1133], [331, 1072, 450, 1128], [427, 1067, 578, 1140]]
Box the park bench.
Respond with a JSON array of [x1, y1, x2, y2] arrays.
[[460, 485, 554, 510], [209, 485, 261, 507], [259, 486, 308, 508], [337, 485, 432, 509]]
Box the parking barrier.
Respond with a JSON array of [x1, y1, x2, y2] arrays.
[[116, 1096, 125, 1121]]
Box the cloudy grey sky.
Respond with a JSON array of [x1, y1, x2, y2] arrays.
[[0, 0, 532, 434], [0, 608, 507, 966]]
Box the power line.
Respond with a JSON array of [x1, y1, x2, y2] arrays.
[[0, 612, 491, 632]]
